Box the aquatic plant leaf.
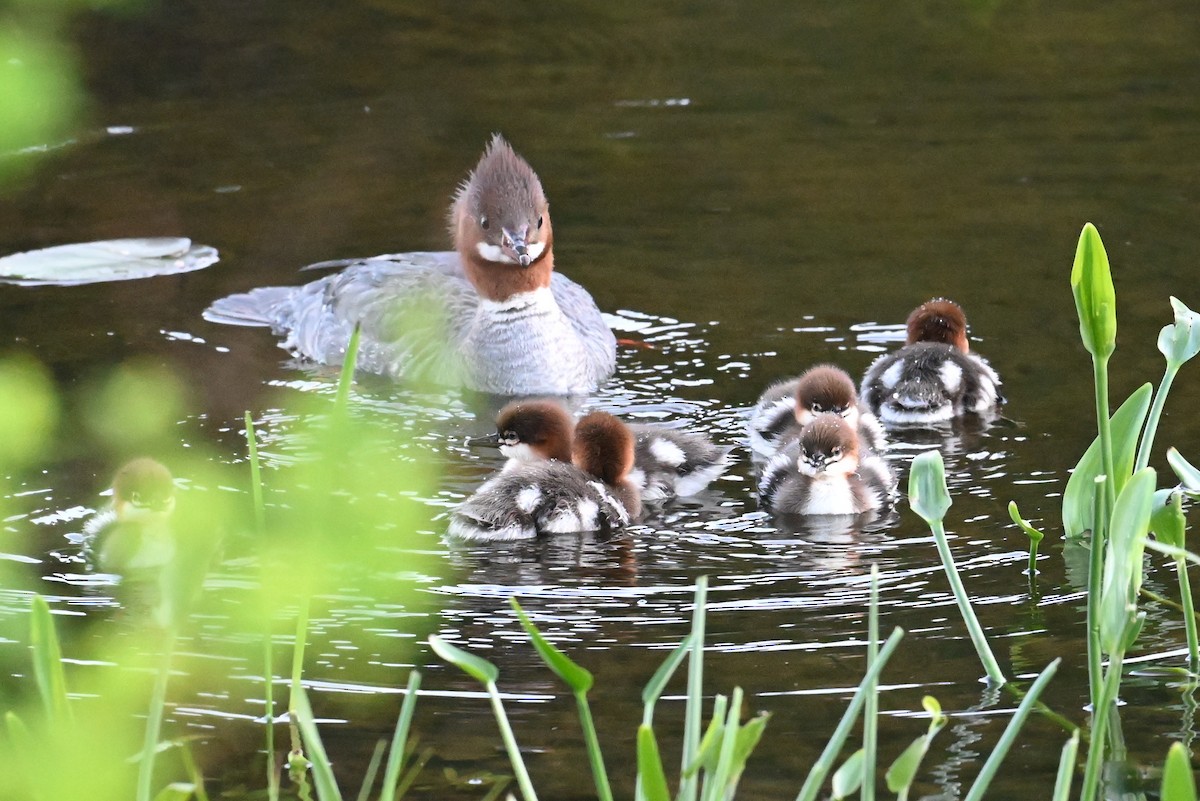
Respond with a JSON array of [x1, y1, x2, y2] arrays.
[[1062, 384, 1152, 538], [1162, 742, 1198, 801], [429, 635, 499, 685], [1051, 731, 1081, 801], [1150, 489, 1185, 549], [908, 450, 951, 525], [0, 238, 218, 285], [30, 595, 71, 724], [152, 784, 196, 801], [830, 749, 864, 800], [1070, 223, 1117, 359], [1159, 297, 1200, 368], [1168, 448, 1200, 494], [885, 696, 947, 798], [640, 631, 692, 720], [379, 672, 422, 801], [683, 694, 727, 777], [732, 712, 770, 771], [1099, 468, 1155, 654], [636, 724, 671, 801], [291, 685, 344, 801], [1008, 501, 1044, 543], [511, 599, 593, 693]]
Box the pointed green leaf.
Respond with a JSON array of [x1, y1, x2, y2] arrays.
[[1070, 223, 1117, 359], [831, 749, 864, 800], [636, 725, 672, 801], [908, 450, 951, 525], [732, 712, 770, 769], [1051, 731, 1081, 801], [429, 635, 499, 685], [379, 671, 421, 801], [292, 685, 344, 801], [1168, 448, 1200, 494], [1162, 742, 1197, 801], [683, 694, 727, 777], [640, 632, 692, 720], [1159, 297, 1200, 368], [1099, 468, 1155, 654], [1150, 489, 1186, 548], [29, 595, 71, 723], [1008, 501, 1044, 543], [510, 599, 593, 693], [885, 736, 928, 795], [1063, 384, 1153, 538], [152, 784, 196, 801]]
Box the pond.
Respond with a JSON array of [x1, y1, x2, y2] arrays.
[[2, 1, 1200, 798]]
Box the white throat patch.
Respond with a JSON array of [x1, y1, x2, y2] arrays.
[[476, 241, 546, 265]]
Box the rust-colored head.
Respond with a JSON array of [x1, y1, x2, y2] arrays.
[[794, 365, 859, 425], [450, 134, 554, 301], [905, 298, 970, 352], [112, 457, 176, 522], [472, 399, 574, 463], [796, 414, 860, 478], [572, 411, 635, 486]]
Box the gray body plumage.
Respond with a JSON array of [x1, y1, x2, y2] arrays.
[[627, 425, 732, 501], [448, 461, 631, 541], [860, 342, 1002, 424], [204, 251, 616, 396], [757, 437, 895, 516], [747, 377, 887, 456]]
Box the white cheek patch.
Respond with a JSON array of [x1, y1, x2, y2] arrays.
[[500, 443, 539, 464], [515, 485, 542, 513], [939, 362, 964, 394], [476, 241, 547, 265], [880, 361, 905, 389], [648, 437, 687, 468], [525, 242, 546, 261]]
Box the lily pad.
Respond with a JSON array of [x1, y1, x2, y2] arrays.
[[0, 238, 218, 286]]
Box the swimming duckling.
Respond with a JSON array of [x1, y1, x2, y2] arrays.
[[469, 399, 729, 501], [449, 411, 640, 541], [84, 457, 177, 571], [757, 414, 895, 516], [860, 299, 1002, 424], [749, 364, 886, 457]]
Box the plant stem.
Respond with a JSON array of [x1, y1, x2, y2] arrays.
[[1085, 477, 1106, 711], [680, 576, 708, 801], [928, 519, 1005, 684], [862, 565, 879, 801], [1092, 356, 1117, 510], [1177, 557, 1200, 672], [574, 692, 614, 801], [265, 622, 278, 801], [486, 680, 539, 801], [1134, 363, 1178, 473], [1080, 648, 1127, 801], [136, 628, 178, 801]]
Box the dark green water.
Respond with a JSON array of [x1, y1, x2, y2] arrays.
[[2, 1, 1200, 798]]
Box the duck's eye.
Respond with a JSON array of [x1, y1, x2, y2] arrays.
[[831, 447, 843, 460], [537, 215, 544, 230], [837, 407, 850, 417], [811, 402, 823, 412], [480, 216, 490, 230]]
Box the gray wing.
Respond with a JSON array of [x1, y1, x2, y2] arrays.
[[748, 377, 801, 456], [550, 273, 617, 386]]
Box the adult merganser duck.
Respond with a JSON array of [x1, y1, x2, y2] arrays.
[[84, 458, 177, 571], [468, 399, 730, 501], [859, 299, 1002, 424], [204, 135, 617, 396], [748, 364, 886, 457], [450, 411, 640, 541], [757, 414, 895, 516]]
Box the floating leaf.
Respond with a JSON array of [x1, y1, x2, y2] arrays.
[[1159, 297, 1200, 368], [1062, 384, 1152, 538], [0, 238, 218, 285], [1071, 222, 1117, 359], [1162, 742, 1197, 801]]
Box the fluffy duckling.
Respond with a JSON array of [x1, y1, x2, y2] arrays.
[[749, 364, 886, 457], [469, 399, 729, 501], [860, 299, 1002, 424], [84, 458, 177, 571], [758, 414, 895, 516], [449, 411, 640, 541]]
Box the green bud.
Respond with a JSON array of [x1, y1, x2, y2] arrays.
[[1070, 223, 1117, 359]]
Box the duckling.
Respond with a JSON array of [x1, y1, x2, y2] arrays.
[[469, 399, 729, 501], [449, 411, 640, 541], [758, 414, 895, 516], [204, 134, 616, 396], [860, 299, 1002, 424], [84, 458, 177, 571], [749, 364, 886, 457]]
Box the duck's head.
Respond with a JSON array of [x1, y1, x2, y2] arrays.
[[794, 364, 861, 429], [906, 298, 970, 353], [572, 411, 635, 486], [111, 457, 176, 524], [468, 399, 574, 463], [450, 134, 554, 301], [796, 414, 860, 479]]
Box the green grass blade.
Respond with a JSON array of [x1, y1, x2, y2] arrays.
[[138, 633, 179, 801], [429, 635, 499, 684], [29, 595, 71, 723], [334, 324, 362, 414], [636, 724, 672, 801], [510, 599, 593, 691], [1062, 383, 1152, 538], [685, 694, 727, 778], [1162, 741, 1198, 801], [641, 633, 692, 726], [1051, 730, 1080, 801], [291, 684, 344, 801], [701, 687, 744, 801], [831, 749, 864, 800], [863, 564, 880, 801], [355, 739, 386, 801], [680, 575, 709, 801], [794, 627, 905, 801], [962, 659, 1060, 801], [379, 671, 422, 801]]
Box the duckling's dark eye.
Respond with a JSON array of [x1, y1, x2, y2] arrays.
[[537, 215, 544, 230], [480, 216, 490, 230], [831, 447, 843, 459], [811, 402, 823, 412]]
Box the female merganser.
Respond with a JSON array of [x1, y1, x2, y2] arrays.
[[859, 299, 1002, 424], [748, 364, 886, 457], [450, 411, 640, 541], [757, 414, 895, 516], [468, 399, 730, 501], [84, 458, 177, 571], [204, 135, 617, 396]]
